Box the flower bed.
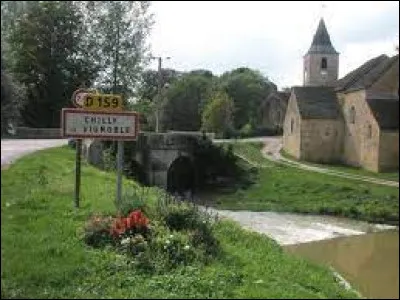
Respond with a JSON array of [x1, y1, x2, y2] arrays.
[[83, 200, 220, 274]]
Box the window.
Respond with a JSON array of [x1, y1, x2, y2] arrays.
[[349, 106, 356, 124], [290, 118, 294, 133], [321, 57, 327, 69], [367, 124, 372, 139]]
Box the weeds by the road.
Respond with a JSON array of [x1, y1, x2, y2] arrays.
[[1, 146, 357, 298]]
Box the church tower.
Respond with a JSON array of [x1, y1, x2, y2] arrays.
[[303, 18, 339, 86]]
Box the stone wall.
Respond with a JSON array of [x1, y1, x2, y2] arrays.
[[379, 131, 399, 172], [300, 119, 343, 163], [283, 94, 301, 158], [340, 90, 383, 172]]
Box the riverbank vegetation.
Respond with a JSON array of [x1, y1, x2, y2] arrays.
[[213, 142, 399, 225], [1, 147, 357, 298]]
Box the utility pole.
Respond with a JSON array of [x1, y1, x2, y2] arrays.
[[151, 55, 170, 133]]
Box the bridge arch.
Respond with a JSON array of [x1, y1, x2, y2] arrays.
[[166, 155, 196, 194]]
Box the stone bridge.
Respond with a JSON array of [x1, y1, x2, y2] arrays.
[[83, 131, 214, 191]]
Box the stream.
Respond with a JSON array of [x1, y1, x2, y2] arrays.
[[205, 208, 399, 299]]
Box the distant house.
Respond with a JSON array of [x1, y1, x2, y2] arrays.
[[283, 18, 399, 172], [260, 91, 290, 132]]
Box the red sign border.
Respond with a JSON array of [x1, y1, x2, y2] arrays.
[[61, 108, 140, 140]]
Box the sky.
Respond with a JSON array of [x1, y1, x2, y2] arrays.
[[147, 1, 399, 89]]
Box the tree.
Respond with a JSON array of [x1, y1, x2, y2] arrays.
[[219, 67, 276, 129], [161, 72, 214, 131], [136, 68, 180, 102], [1, 54, 26, 135], [201, 91, 234, 138], [6, 1, 97, 127], [129, 99, 155, 131], [82, 1, 154, 98]]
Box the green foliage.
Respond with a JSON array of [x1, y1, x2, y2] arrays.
[[191, 136, 244, 188], [130, 99, 155, 131], [137, 68, 180, 102], [239, 123, 253, 137], [117, 188, 147, 216], [1, 57, 26, 135], [219, 67, 276, 129], [5, 1, 97, 127], [201, 90, 235, 138], [81, 1, 154, 97], [2, 1, 153, 128], [161, 72, 215, 131], [102, 147, 116, 171]]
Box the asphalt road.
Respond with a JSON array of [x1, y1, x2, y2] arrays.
[[1, 139, 68, 167]]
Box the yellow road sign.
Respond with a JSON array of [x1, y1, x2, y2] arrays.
[[83, 93, 123, 111]]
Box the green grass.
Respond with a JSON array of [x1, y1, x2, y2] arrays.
[[1, 146, 358, 298], [280, 149, 399, 182], [224, 142, 272, 167], [215, 143, 399, 225]]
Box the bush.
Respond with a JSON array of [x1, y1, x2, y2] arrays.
[[83, 214, 114, 248], [156, 200, 220, 257], [239, 123, 253, 137], [162, 203, 200, 231]]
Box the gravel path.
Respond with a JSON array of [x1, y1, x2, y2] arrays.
[[258, 137, 398, 188]]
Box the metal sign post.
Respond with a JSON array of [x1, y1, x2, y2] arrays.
[[116, 141, 124, 209], [61, 104, 139, 210], [74, 139, 82, 208]]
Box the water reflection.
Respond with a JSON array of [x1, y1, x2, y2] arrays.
[[285, 230, 399, 299]]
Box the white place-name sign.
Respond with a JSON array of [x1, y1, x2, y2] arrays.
[[61, 108, 139, 140]]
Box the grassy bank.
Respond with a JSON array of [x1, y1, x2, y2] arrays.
[[214, 142, 399, 225], [280, 149, 399, 182], [1, 146, 357, 299]]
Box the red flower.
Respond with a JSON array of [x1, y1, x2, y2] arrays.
[[110, 217, 127, 237]]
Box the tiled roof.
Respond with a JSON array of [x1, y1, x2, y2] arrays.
[[292, 86, 341, 119], [335, 54, 399, 92]]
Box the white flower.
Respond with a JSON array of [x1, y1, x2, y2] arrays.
[[165, 240, 171, 245], [121, 238, 130, 245], [5, 202, 11, 207], [169, 234, 174, 239], [184, 245, 190, 250]]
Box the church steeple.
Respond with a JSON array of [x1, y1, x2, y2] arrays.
[[303, 18, 339, 87], [307, 18, 338, 55]]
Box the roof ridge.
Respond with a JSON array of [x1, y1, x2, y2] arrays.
[[335, 54, 389, 91]]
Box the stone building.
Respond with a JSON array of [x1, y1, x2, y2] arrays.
[[283, 18, 399, 172], [260, 91, 290, 132]]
